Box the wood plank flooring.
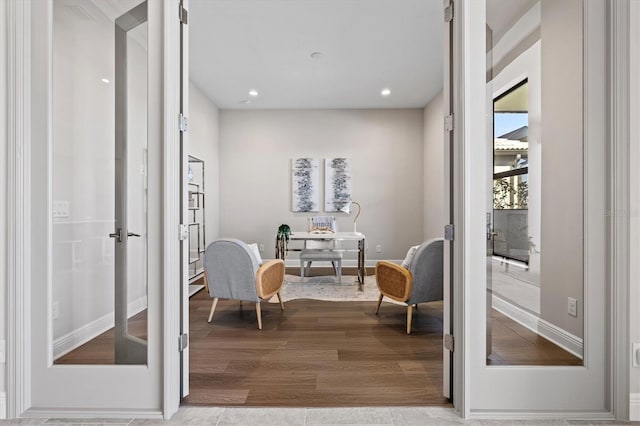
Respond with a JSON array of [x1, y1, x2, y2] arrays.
[[56, 270, 580, 408], [488, 309, 582, 366], [185, 289, 449, 407]]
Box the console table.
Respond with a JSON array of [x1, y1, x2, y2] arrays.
[[276, 232, 366, 288]]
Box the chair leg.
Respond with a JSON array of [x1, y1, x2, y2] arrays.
[[203, 273, 209, 294], [256, 302, 263, 330], [207, 298, 219, 323], [305, 261, 312, 278], [406, 305, 413, 334], [337, 260, 342, 282], [376, 293, 384, 314], [277, 291, 285, 310], [300, 259, 305, 278]]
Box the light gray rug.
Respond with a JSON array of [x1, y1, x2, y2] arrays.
[[268, 274, 383, 303]]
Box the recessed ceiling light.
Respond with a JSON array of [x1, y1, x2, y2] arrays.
[[101, 78, 110, 84], [248, 89, 259, 97], [240, 99, 251, 104], [310, 51, 324, 60], [381, 88, 391, 97]]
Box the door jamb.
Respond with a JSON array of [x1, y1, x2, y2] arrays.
[[162, 0, 182, 419], [6, 0, 32, 418]]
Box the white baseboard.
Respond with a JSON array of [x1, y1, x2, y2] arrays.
[[0, 392, 6, 419], [492, 295, 583, 359], [631, 393, 640, 420], [53, 297, 148, 360]]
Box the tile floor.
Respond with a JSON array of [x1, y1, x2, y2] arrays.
[[0, 407, 638, 426]]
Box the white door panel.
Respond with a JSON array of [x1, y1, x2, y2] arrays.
[[29, 0, 167, 413], [459, 0, 609, 414]]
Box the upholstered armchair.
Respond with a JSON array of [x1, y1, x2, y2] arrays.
[[203, 239, 285, 330], [375, 238, 444, 334]]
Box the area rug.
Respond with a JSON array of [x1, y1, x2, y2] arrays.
[[268, 274, 385, 303]]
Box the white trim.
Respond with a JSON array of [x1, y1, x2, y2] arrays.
[[492, 295, 583, 359], [52, 297, 148, 360], [0, 393, 6, 419], [22, 408, 163, 419], [7, 0, 32, 418], [630, 393, 640, 421], [611, 0, 632, 421], [162, 0, 182, 419], [468, 410, 614, 421], [452, 0, 471, 417]]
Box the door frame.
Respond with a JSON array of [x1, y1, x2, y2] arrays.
[[5, 0, 183, 419], [3, 0, 634, 421]]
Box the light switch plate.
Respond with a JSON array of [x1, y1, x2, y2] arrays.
[[567, 297, 577, 317]]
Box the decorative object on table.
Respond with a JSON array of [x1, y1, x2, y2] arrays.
[[351, 201, 361, 233], [204, 239, 285, 330], [307, 216, 337, 233], [291, 158, 320, 212], [375, 238, 444, 334], [325, 158, 352, 213], [275, 224, 291, 259]]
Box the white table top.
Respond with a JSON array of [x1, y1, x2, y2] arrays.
[[289, 231, 365, 240]]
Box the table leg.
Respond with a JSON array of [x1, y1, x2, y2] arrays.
[[357, 239, 365, 290]]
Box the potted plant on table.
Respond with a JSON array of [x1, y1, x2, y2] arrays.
[[276, 224, 291, 259]]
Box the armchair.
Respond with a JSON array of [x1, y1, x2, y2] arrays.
[[203, 239, 285, 330], [375, 238, 443, 334]]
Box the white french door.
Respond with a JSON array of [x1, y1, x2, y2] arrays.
[[19, 0, 180, 416], [456, 0, 610, 416], [179, 0, 190, 400]]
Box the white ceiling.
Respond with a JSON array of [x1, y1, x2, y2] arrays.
[[189, 0, 443, 110]]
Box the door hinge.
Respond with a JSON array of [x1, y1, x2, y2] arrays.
[[179, 4, 188, 25], [179, 333, 189, 352], [179, 113, 189, 133], [444, 3, 454, 23], [444, 334, 455, 352], [444, 224, 455, 241], [444, 114, 454, 132], [179, 224, 189, 241]]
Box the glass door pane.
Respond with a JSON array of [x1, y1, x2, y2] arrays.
[[485, 0, 583, 366], [52, 0, 148, 366]]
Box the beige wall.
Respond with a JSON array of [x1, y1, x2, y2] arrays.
[[189, 81, 220, 243], [218, 109, 425, 263], [423, 91, 444, 241], [539, 0, 583, 339]]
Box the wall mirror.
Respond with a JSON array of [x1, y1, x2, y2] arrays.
[[52, 0, 149, 365], [485, 0, 584, 366]]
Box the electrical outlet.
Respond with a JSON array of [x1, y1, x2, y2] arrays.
[[375, 245, 382, 253], [259, 244, 265, 253], [567, 297, 577, 317], [633, 343, 640, 367], [53, 200, 69, 218], [52, 301, 60, 320]]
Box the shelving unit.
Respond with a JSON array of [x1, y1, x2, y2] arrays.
[[188, 155, 205, 282]]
